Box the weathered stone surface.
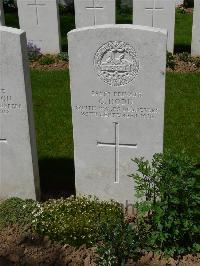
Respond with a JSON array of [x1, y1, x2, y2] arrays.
[[0, 1, 5, 26], [133, 0, 175, 53], [192, 0, 200, 56], [17, 0, 61, 53], [68, 25, 167, 204], [0, 27, 40, 200], [74, 0, 115, 28]]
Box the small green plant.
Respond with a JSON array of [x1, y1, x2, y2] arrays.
[[32, 196, 124, 247], [96, 221, 140, 266], [39, 54, 56, 65], [0, 197, 37, 230], [130, 151, 200, 257], [176, 7, 186, 14], [58, 52, 69, 62], [178, 52, 192, 62], [167, 52, 176, 69]]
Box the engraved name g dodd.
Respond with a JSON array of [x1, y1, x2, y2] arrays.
[[94, 41, 140, 87]]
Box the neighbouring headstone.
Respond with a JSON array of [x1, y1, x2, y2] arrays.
[[133, 0, 175, 53], [0, 1, 5, 26], [191, 0, 200, 56], [68, 25, 167, 204], [74, 0, 115, 28], [17, 0, 61, 53], [0, 26, 40, 200]]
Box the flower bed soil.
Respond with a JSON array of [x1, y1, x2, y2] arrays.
[[167, 55, 200, 73], [30, 56, 200, 73], [0, 225, 199, 266]]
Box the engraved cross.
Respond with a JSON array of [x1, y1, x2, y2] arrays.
[[97, 122, 137, 184], [86, 0, 104, 25], [145, 0, 164, 27], [27, 0, 46, 25], [0, 138, 7, 143]]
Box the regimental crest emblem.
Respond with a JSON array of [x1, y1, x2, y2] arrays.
[[94, 41, 139, 87]]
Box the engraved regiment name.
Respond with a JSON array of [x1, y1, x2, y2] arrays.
[[74, 89, 159, 119], [0, 89, 22, 114]]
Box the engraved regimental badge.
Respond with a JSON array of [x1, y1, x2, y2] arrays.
[[94, 41, 139, 87]]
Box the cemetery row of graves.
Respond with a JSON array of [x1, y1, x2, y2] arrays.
[[0, 0, 199, 265]]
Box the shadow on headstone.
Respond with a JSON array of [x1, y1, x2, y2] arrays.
[[39, 158, 75, 201]]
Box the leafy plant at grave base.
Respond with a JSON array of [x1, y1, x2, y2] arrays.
[[58, 1, 74, 15], [176, 7, 186, 14], [31, 196, 124, 247], [57, 52, 69, 62], [0, 197, 37, 230], [166, 52, 176, 70], [191, 57, 200, 68], [96, 220, 140, 266], [27, 42, 42, 62], [39, 54, 56, 65], [3, 0, 17, 12], [183, 0, 194, 8], [178, 52, 192, 62], [130, 151, 200, 257]]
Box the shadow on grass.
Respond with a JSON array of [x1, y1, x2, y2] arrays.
[[174, 44, 191, 54], [39, 158, 75, 201]]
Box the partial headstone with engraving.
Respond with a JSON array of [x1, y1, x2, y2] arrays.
[[0, 26, 40, 200], [74, 0, 115, 28], [17, 0, 61, 53], [133, 0, 175, 53], [0, 1, 5, 26], [68, 25, 167, 204], [191, 0, 200, 56]]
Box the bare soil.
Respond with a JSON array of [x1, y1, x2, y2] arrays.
[[30, 56, 200, 73], [30, 59, 68, 71], [0, 225, 199, 266], [167, 55, 200, 73]]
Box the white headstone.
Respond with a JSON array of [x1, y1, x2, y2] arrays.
[[0, 1, 5, 26], [17, 0, 61, 53], [74, 0, 115, 28], [191, 0, 200, 56], [68, 25, 167, 204], [133, 0, 175, 53], [0, 26, 40, 200]]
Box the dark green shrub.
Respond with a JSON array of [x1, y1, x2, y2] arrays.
[[3, 0, 17, 12], [0, 197, 37, 230], [96, 221, 140, 265], [58, 52, 69, 61], [178, 52, 192, 62], [32, 196, 124, 247], [167, 52, 176, 69], [39, 54, 56, 65], [130, 151, 200, 256], [183, 0, 194, 8]]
